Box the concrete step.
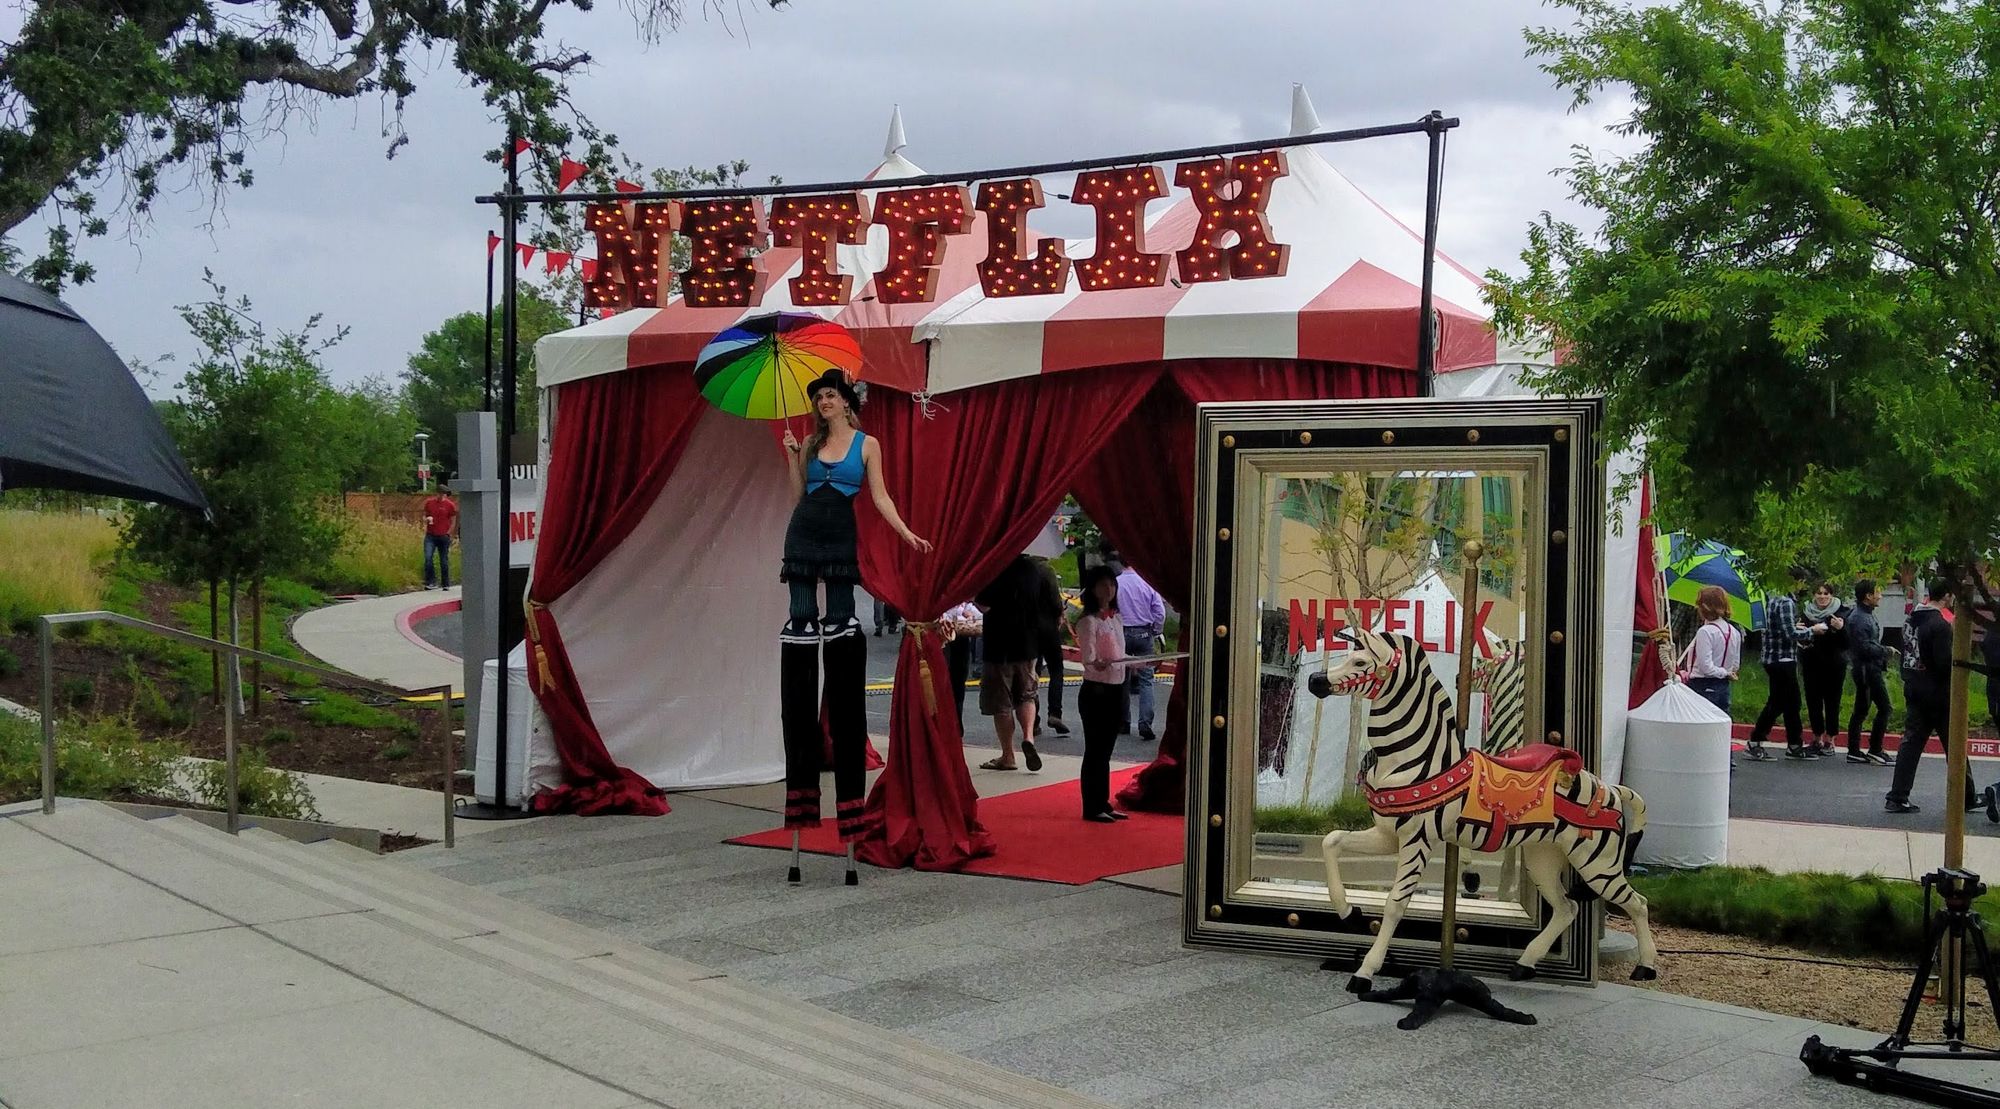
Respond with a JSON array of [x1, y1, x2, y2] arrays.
[[253, 833, 1086, 1109], [36, 802, 1099, 1108]]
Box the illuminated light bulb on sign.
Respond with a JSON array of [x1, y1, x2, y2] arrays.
[[975, 178, 1070, 298], [1071, 166, 1169, 290], [870, 186, 971, 304], [681, 198, 770, 308], [1173, 152, 1291, 283], [770, 192, 870, 306], [583, 200, 678, 309]]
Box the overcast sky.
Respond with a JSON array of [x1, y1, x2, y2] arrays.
[[18, 0, 1634, 391]]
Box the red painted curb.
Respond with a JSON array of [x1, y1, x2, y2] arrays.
[[396, 597, 462, 663]]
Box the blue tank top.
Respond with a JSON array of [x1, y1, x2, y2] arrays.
[[806, 432, 865, 497]]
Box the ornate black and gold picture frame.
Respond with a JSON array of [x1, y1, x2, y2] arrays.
[[1183, 397, 1608, 984]]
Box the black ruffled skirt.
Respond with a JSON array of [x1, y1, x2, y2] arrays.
[[780, 485, 861, 585]]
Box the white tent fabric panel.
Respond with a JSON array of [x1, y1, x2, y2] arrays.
[[549, 408, 794, 789], [1436, 364, 1642, 786]]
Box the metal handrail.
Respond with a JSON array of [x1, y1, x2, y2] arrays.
[[37, 610, 456, 847]]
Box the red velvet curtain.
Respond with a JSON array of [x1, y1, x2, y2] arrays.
[[1069, 359, 1417, 812], [526, 367, 707, 816], [853, 366, 1164, 869]]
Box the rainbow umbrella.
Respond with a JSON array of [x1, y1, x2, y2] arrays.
[[694, 313, 862, 426], [1657, 533, 1769, 629]]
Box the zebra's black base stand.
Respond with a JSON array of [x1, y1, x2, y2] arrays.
[[1355, 967, 1538, 1031], [1801, 868, 2000, 1109]]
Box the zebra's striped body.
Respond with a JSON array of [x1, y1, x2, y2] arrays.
[[1310, 628, 1657, 986], [1470, 642, 1527, 755]]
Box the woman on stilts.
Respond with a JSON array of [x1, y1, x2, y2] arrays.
[[779, 369, 931, 884]]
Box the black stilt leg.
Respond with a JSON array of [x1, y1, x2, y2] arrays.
[[780, 620, 822, 884], [822, 617, 869, 864]]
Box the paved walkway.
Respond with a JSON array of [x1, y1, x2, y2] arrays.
[[291, 588, 464, 696], [404, 791, 1993, 1108], [2, 799, 1090, 1108]]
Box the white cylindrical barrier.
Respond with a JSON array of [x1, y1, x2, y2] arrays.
[[1623, 681, 1733, 869]]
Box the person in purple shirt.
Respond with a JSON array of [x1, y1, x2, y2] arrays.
[[1107, 550, 1166, 741]]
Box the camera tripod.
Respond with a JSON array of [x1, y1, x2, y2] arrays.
[[1802, 867, 2000, 1108]]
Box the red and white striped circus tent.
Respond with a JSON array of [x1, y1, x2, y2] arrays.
[[516, 90, 1642, 872]]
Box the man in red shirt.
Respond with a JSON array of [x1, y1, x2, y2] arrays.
[[421, 489, 458, 589]]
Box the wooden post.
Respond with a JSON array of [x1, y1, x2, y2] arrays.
[[1440, 540, 1486, 969], [1946, 588, 1975, 869]]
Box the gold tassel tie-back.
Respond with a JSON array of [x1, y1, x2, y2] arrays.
[[902, 621, 941, 717], [524, 599, 557, 694]]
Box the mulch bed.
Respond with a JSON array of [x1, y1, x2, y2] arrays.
[[1614, 918, 1996, 1040], [0, 586, 458, 795]]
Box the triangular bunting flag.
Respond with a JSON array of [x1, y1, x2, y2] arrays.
[[614, 179, 643, 194], [511, 138, 532, 159], [558, 158, 588, 191], [516, 243, 537, 268], [580, 258, 599, 282], [486, 233, 500, 258], [599, 308, 616, 319], [544, 249, 572, 275]]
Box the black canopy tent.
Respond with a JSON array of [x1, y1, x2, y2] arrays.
[[0, 271, 206, 514]]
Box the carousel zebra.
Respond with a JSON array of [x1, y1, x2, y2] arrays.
[[1469, 641, 1527, 755], [1307, 627, 1657, 988]]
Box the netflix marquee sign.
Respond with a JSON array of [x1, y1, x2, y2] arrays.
[[582, 152, 1293, 311]]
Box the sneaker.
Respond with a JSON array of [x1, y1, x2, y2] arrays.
[[1847, 752, 1872, 764], [1802, 747, 1825, 759], [1784, 748, 1808, 760], [1139, 725, 1157, 743], [1870, 752, 1893, 765], [1746, 746, 1774, 761], [1985, 785, 1998, 825], [1885, 799, 1921, 814], [1047, 717, 1070, 736]]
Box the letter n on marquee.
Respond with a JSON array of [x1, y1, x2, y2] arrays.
[[583, 201, 678, 309], [769, 193, 870, 306], [871, 186, 972, 304], [975, 179, 1069, 297], [1071, 166, 1170, 290], [1173, 152, 1291, 283]]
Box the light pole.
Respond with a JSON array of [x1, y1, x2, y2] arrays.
[[414, 432, 431, 492]]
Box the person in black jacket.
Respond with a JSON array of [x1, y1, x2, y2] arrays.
[[1886, 580, 1972, 813], [1798, 581, 1849, 754], [1846, 579, 1895, 765]]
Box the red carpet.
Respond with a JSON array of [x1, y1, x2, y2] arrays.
[[726, 766, 1184, 885]]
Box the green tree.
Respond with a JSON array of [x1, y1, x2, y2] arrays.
[[401, 288, 568, 478], [1486, 0, 2000, 617], [0, 0, 786, 289], [124, 279, 347, 586], [324, 377, 419, 492]]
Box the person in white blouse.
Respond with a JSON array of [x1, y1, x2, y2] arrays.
[[1684, 584, 1744, 722], [1074, 566, 1130, 822]]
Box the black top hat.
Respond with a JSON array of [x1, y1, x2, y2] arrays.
[[806, 369, 862, 412]]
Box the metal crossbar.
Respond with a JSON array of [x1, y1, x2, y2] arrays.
[[37, 611, 456, 847]]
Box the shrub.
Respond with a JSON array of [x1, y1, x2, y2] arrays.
[[0, 712, 189, 804], [58, 677, 94, 708], [126, 662, 193, 733], [1630, 865, 2000, 959], [0, 646, 20, 679], [381, 741, 413, 761], [263, 727, 296, 746], [186, 748, 321, 822]]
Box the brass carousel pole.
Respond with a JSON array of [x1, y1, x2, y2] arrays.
[[1439, 539, 1486, 969]]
